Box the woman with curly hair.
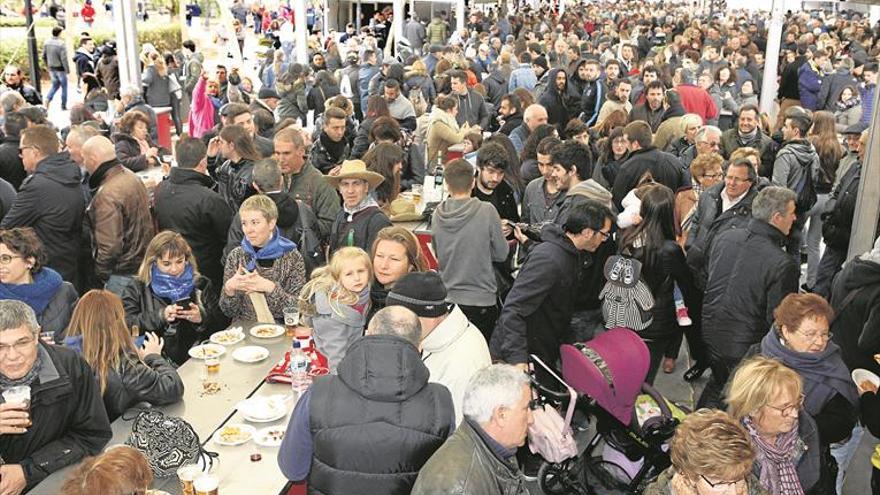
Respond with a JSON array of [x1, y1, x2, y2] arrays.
[[112, 110, 162, 172]]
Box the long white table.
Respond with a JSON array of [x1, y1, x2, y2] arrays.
[[32, 323, 294, 495]]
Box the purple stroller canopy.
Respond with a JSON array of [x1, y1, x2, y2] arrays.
[[559, 327, 649, 426]]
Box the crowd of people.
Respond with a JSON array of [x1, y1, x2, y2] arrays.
[[0, 1, 879, 494]]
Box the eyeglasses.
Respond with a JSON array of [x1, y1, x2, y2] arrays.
[[702, 173, 723, 180], [700, 474, 746, 490], [0, 254, 23, 265], [0, 337, 36, 357], [724, 175, 751, 185], [795, 330, 834, 343], [595, 229, 611, 241], [765, 394, 805, 416]]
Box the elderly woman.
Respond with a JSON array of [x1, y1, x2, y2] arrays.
[[675, 152, 724, 246], [727, 356, 823, 494], [327, 160, 392, 255], [666, 113, 703, 158], [221, 195, 306, 322], [67, 290, 183, 421], [112, 110, 162, 172], [121, 231, 219, 365], [369, 226, 428, 317], [645, 408, 765, 495], [0, 228, 78, 343], [427, 94, 473, 164]]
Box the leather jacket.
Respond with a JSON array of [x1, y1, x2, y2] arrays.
[[86, 161, 154, 281], [412, 419, 529, 495], [103, 353, 184, 421]]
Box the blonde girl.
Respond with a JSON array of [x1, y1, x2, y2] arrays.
[[298, 247, 373, 373]]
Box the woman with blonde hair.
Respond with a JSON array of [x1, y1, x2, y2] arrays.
[[644, 408, 764, 495], [674, 153, 723, 246], [61, 446, 154, 495], [221, 195, 306, 322], [666, 113, 703, 157], [727, 356, 823, 494], [299, 247, 372, 372], [404, 59, 437, 107], [121, 231, 217, 365], [67, 290, 183, 420], [369, 226, 428, 317]]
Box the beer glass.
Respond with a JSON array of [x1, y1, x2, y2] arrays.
[[2, 385, 31, 427], [176, 464, 202, 495], [193, 474, 219, 495]]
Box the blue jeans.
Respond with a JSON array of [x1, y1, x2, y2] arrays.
[[813, 245, 847, 299], [104, 275, 135, 298], [45, 69, 67, 108], [805, 193, 829, 287], [830, 424, 864, 494]]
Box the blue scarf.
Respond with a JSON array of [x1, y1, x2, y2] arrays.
[[150, 263, 196, 302], [0, 268, 63, 316], [760, 327, 859, 415], [241, 227, 297, 271]]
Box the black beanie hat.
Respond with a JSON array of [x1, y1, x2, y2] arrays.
[[386, 272, 450, 318]]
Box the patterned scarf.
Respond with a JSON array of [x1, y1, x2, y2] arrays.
[[743, 416, 804, 495], [0, 343, 45, 389]]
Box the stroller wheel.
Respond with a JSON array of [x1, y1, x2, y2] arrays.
[[539, 458, 589, 495]]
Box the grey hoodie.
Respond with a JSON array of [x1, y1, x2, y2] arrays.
[[772, 139, 821, 192], [432, 197, 509, 306]]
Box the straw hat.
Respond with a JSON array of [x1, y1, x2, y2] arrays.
[[325, 160, 385, 189], [388, 197, 424, 222]]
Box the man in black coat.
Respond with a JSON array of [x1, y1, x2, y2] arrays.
[[490, 201, 613, 371], [698, 186, 800, 408], [154, 137, 232, 294], [0, 112, 27, 190], [0, 300, 112, 492], [497, 93, 524, 136], [829, 237, 880, 376], [0, 125, 84, 286], [611, 121, 687, 211]]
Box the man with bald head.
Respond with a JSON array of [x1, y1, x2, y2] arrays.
[[1, 125, 84, 286], [81, 135, 154, 296], [509, 104, 548, 154]]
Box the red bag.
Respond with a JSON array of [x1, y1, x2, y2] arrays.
[[266, 338, 329, 384]]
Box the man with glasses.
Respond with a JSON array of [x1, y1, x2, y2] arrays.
[[680, 125, 722, 172], [491, 200, 614, 374], [1, 125, 84, 288], [0, 300, 111, 493], [698, 186, 800, 408]]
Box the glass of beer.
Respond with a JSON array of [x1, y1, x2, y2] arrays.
[[202, 358, 220, 388], [177, 464, 202, 495], [2, 385, 31, 427], [193, 474, 219, 495], [284, 307, 301, 337]]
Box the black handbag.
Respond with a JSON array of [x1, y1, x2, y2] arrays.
[[124, 409, 218, 478]]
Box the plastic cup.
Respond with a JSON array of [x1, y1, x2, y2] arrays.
[[2, 386, 31, 426], [177, 464, 202, 495], [193, 474, 219, 495]]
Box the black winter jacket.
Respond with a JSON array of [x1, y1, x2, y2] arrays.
[[120, 276, 219, 365], [112, 133, 160, 172], [307, 335, 453, 495], [820, 162, 860, 251], [0, 152, 84, 285], [102, 353, 184, 421], [701, 219, 799, 360], [491, 224, 580, 365], [39, 281, 78, 343], [215, 158, 257, 211], [155, 168, 233, 290], [0, 344, 111, 490], [830, 256, 880, 375], [611, 146, 686, 211], [328, 206, 392, 256], [0, 135, 26, 190]]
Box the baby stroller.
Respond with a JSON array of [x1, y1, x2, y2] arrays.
[[529, 327, 684, 494]]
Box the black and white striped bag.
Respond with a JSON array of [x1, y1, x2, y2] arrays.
[[599, 255, 655, 331]]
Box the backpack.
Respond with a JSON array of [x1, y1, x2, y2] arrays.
[[125, 409, 218, 478], [599, 255, 655, 331], [794, 156, 818, 215], [295, 200, 326, 278]]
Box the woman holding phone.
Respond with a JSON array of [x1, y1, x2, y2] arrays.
[[121, 231, 218, 364]]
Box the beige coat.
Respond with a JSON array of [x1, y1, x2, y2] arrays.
[[426, 108, 469, 163]]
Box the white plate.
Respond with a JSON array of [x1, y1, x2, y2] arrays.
[[210, 327, 245, 346], [232, 345, 270, 363], [188, 343, 226, 360], [254, 426, 287, 447], [238, 395, 290, 422], [214, 423, 255, 446], [852, 368, 880, 388], [249, 324, 285, 339]]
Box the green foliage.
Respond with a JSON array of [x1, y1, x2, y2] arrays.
[[0, 16, 59, 28], [0, 23, 180, 78]]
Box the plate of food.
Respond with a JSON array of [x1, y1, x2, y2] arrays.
[[852, 368, 880, 389], [249, 324, 285, 339], [238, 395, 291, 423], [232, 345, 270, 363], [210, 327, 245, 345], [188, 343, 226, 360], [215, 424, 255, 446], [254, 426, 286, 447]]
